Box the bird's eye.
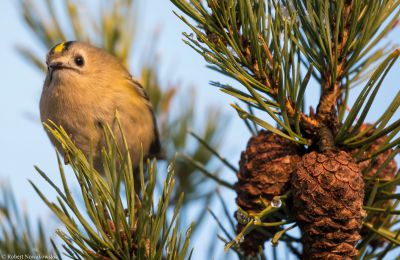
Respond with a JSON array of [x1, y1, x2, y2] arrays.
[[74, 55, 84, 66]]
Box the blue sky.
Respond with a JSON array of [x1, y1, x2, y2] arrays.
[[0, 0, 399, 259]]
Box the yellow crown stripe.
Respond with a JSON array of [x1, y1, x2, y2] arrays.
[[54, 42, 65, 53]]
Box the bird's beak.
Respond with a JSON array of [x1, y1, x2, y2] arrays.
[[47, 61, 68, 83], [48, 61, 65, 71]]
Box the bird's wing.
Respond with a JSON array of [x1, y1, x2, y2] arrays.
[[128, 76, 162, 158], [130, 76, 151, 102]]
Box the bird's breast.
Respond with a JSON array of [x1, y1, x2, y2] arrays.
[[40, 80, 102, 147]]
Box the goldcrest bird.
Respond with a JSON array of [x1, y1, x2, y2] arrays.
[[40, 41, 161, 171]]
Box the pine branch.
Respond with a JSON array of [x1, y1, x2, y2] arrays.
[[30, 122, 193, 259], [0, 184, 56, 256], [171, 0, 400, 258], [171, 0, 400, 149], [171, 0, 311, 144]]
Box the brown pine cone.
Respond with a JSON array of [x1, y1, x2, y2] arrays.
[[235, 130, 301, 256], [353, 124, 398, 248], [292, 150, 365, 260]]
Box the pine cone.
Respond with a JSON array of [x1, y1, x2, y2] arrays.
[[353, 124, 398, 248], [235, 130, 300, 256], [292, 150, 365, 259]]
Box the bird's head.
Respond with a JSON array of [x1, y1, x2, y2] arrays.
[[45, 41, 127, 86]]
